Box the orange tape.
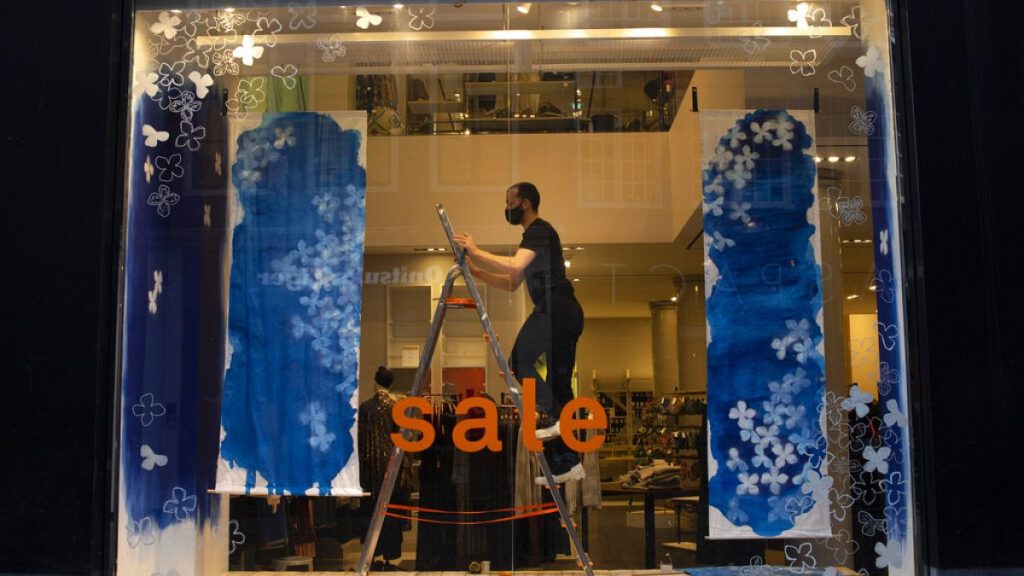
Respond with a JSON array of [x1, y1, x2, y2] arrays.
[[386, 502, 556, 515]]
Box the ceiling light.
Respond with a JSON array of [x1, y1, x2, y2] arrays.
[[650, 2, 664, 11], [517, 3, 532, 14], [846, 294, 860, 300], [170, 9, 183, 13], [670, 296, 678, 302], [564, 260, 571, 269], [844, 156, 857, 162], [869, 284, 877, 291], [814, 156, 822, 163], [572, 277, 580, 282], [393, 3, 404, 9], [827, 156, 840, 163], [224, 7, 235, 12]]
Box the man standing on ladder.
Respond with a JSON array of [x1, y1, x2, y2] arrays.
[[454, 182, 586, 484]]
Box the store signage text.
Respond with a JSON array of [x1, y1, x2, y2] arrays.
[[392, 378, 607, 453]]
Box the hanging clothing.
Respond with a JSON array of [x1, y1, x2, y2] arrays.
[[358, 390, 413, 561]]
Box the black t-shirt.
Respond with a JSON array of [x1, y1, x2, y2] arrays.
[[518, 218, 574, 307]]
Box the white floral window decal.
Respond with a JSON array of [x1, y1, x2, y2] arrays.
[[233, 35, 265, 67], [175, 121, 206, 152], [316, 34, 347, 62], [150, 11, 182, 40], [148, 184, 181, 218], [155, 154, 184, 182], [163, 487, 198, 521], [408, 5, 436, 31], [132, 392, 167, 427], [289, 1, 318, 30], [789, 49, 817, 77]]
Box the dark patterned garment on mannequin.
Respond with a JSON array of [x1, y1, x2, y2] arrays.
[[358, 390, 413, 562]]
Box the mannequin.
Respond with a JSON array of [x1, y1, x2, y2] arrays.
[[358, 366, 413, 570]]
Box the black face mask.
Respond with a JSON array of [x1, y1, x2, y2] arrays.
[[505, 203, 525, 225]]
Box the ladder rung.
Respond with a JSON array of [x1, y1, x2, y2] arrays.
[[444, 297, 477, 309]]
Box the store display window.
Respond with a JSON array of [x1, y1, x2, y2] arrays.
[[116, 1, 914, 574]]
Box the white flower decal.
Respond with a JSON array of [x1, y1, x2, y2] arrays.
[[132, 70, 160, 99], [837, 195, 867, 226], [132, 392, 167, 426], [874, 540, 903, 569], [126, 517, 157, 548], [408, 5, 436, 30], [212, 49, 239, 77], [729, 400, 756, 428], [789, 49, 817, 77], [841, 384, 873, 417], [729, 201, 752, 223], [879, 229, 890, 255], [784, 542, 817, 569], [737, 472, 761, 495], [148, 184, 181, 217], [289, 1, 318, 30], [188, 71, 214, 99], [317, 34, 347, 62], [883, 399, 907, 428], [150, 11, 182, 40], [704, 195, 724, 217], [274, 126, 297, 149], [787, 2, 810, 28], [155, 154, 184, 182], [711, 230, 736, 251], [760, 468, 789, 495], [142, 124, 169, 148], [144, 155, 154, 183], [228, 519, 246, 554], [842, 6, 863, 39], [828, 65, 857, 93], [233, 35, 265, 67], [356, 6, 383, 29], [271, 65, 299, 90], [156, 61, 186, 89], [163, 487, 198, 521], [742, 22, 770, 55], [806, 7, 832, 39], [862, 445, 892, 474], [140, 444, 168, 470], [849, 105, 878, 136], [175, 121, 206, 152], [255, 16, 283, 47], [856, 46, 885, 78], [168, 88, 201, 121], [182, 37, 212, 68]]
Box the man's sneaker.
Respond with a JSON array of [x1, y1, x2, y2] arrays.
[[535, 420, 561, 441], [534, 462, 586, 486]]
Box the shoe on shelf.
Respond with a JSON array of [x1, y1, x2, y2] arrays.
[[534, 462, 586, 486], [535, 420, 561, 441]]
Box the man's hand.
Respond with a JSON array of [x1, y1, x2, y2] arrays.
[[453, 233, 478, 255]]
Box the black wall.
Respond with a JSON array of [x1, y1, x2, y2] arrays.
[[0, 0, 127, 573], [900, 0, 1024, 571], [1, 0, 1022, 574]]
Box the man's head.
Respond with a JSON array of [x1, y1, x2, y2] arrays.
[[506, 182, 540, 225]]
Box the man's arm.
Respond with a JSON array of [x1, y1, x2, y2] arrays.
[[466, 260, 521, 292], [454, 233, 535, 286]]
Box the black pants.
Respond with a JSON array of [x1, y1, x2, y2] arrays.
[[510, 298, 584, 474]]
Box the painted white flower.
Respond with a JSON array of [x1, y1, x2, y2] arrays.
[[762, 400, 788, 426], [356, 6, 383, 29], [233, 35, 265, 67], [737, 472, 760, 495], [728, 201, 752, 223], [726, 126, 748, 149], [751, 444, 773, 469], [729, 400, 756, 428], [828, 65, 857, 93], [772, 115, 796, 150], [785, 404, 807, 429], [725, 165, 751, 189], [168, 88, 201, 121], [862, 445, 892, 474], [274, 126, 297, 149], [807, 7, 832, 39], [884, 399, 907, 428], [783, 368, 810, 392], [733, 145, 760, 170], [842, 384, 874, 417], [791, 337, 815, 363], [712, 230, 736, 251], [144, 155, 154, 183], [150, 11, 182, 39], [713, 145, 735, 172], [761, 468, 789, 495], [155, 154, 184, 182], [754, 424, 780, 449], [838, 195, 868, 226], [237, 77, 267, 108], [726, 497, 749, 524], [704, 195, 724, 217], [772, 442, 798, 468], [726, 447, 748, 472], [188, 71, 214, 99], [213, 49, 239, 77], [750, 120, 776, 144], [156, 61, 186, 89], [163, 487, 198, 521], [789, 49, 817, 77], [879, 229, 890, 255], [874, 540, 903, 569], [704, 175, 726, 196], [787, 2, 810, 28], [126, 517, 157, 548], [212, 10, 246, 32], [857, 46, 885, 78], [182, 37, 212, 68], [228, 519, 246, 554], [133, 393, 167, 426], [289, 1, 318, 30]]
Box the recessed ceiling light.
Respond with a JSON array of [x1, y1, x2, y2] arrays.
[[572, 277, 580, 282], [170, 9, 183, 13], [650, 1, 664, 11], [393, 3, 405, 9], [814, 156, 822, 163], [827, 156, 840, 163], [670, 296, 678, 302], [869, 284, 877, 291], [224, 7, 235, 12], [845, 156, 857, 162], [517, 3, 532, 14], [846, 294, 860, 300]]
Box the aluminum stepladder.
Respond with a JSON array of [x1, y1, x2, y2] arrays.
[[356, 203, 595, 576]]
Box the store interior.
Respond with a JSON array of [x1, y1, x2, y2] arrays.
[[130, 0, 890, 572]]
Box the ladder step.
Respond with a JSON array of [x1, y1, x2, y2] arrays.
[[444, 297, 477, 309]]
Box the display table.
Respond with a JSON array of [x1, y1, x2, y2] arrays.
[[601, 486, 699, 568]]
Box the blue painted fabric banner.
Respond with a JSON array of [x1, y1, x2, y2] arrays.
[[216, 112, 367, 496], [701, 110, 831, 538]]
